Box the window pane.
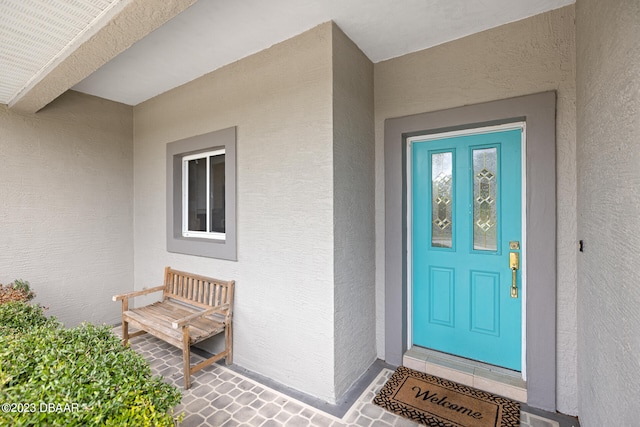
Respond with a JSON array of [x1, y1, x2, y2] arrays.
[[473, 147, 498, 251], [431, 152, 453, 248], [210, 154, 225, 233], [187, 158, 207, 232]]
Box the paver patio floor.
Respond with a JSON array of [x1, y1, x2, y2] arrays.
[[118, 330, 576, 427]]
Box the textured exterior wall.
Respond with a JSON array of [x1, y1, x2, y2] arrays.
[[331, 23, 376, 398], [576, 0, 640, 425], [0, 90, 133, 326], [132, 24, 339, 402], [374, 6, 577, 414]]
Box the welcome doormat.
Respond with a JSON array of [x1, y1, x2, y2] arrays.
[[373, 366, 520, 427]]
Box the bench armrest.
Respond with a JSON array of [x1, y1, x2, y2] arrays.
[[171, 304, 230, 329], [112, 286, 165, 302]]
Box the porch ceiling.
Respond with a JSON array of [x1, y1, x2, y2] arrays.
[[0, 0, 574, 113]]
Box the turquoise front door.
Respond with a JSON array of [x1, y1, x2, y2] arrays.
[[412, 127, 523, 371]]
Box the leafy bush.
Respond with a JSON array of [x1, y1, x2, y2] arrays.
[[0, 301, 60, 335], [0, 302, 182, 426], [0, 280, 35, 305]]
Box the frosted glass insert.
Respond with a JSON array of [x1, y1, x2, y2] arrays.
[[431, 152, 453, 248], [473, 148, 498, 251]]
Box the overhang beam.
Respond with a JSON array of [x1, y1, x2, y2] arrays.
[[9, 0, 198, 113]]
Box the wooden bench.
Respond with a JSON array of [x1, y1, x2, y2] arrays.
[[113, 266, 235, 389]]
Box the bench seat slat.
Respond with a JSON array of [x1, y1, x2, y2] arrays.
[[124, 316, 182, 349]]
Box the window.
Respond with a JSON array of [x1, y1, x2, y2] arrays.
[[167, 127, 236, 260], [182, 149, 226, 240]]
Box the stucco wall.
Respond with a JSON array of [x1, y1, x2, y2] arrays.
[[374, 6, 577, 414], [576, 0, 640, 425], [331, 24, 376, 398], [132, 24, 340, 402], [0, 90, 133, 326]]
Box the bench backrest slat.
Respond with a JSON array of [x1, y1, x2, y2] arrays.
[[162, 267, 234, 313]]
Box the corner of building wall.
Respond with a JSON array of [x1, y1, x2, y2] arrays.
[[330, 22, 377, 400]]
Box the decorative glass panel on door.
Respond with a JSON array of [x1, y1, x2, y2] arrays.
[[431, 152, 453, 248], [473, 147, 498, 251]]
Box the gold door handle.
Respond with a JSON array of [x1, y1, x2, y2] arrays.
[[509, 252, 519, 298]]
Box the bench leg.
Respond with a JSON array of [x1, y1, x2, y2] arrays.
[[121, 299, 129, 346], [182, 327, 192, 389], [225, 322, 233, 365], [122, 320, 129, 346]]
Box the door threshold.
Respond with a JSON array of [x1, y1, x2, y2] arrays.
[[403, 347, 527, 403]]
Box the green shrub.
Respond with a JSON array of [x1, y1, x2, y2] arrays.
[[0, 302, 59, 335], [0, 302, 182, 426]]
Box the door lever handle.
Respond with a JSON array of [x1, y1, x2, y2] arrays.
[[509, 252, 519, 298]]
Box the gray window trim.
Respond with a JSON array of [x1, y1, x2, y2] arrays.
[[167, 127, 237, 260]]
